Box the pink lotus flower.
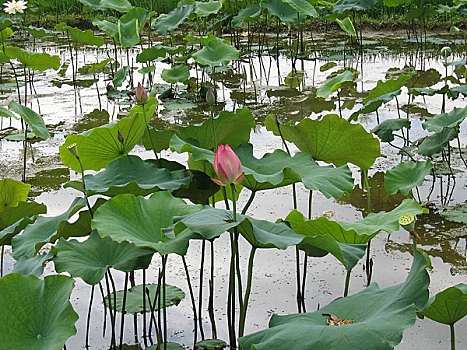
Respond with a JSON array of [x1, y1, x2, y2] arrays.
[[211, 145, 244, 186], [135, 83, 148, 105]]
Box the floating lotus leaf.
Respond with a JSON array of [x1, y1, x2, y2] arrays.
[[192, 38, 239, 66], [316, 70, 354, 98], [59, 110, 147, 172], [78, 58, 112, 75], [232, 3, 261, 27], [66, 26, 104, 46], [418, 284, 467, 325], [371, 118, 410, 142], [152, 5, 194, 35], [282, 0, 318, 17], [8, 102, 50, 140], [147, 342, 185, 350], [0, 202, 46, 245], [265, 114, 381, 170], [0, 178, 30, 211], [406, 68, 442, 89], [4, 46, 60, 71], [422, 107, 467, 133], [11, 198, 86, 259], [195, 1, 222, 17], [0, 274, 78, 350], [195, 339, 227, 349], [65, 155, 191, 197], [262, 0, 301, 26], [285, 210, 366, 270], [54, 232, 154, 285], [238, 250, 429, 350], [439, 203, 467, 224], [92, 192, 201, 255], [12, 251, 53, 277], [104, 283, 185, 313], [333, 0, 378, 14], [161, 65, 190, 84], [417, 128, 458, 156], [172, 206, 303, 249], [384, 160, 433, 196]]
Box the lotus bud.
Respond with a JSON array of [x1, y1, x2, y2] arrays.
[[211, 144, 244, 186], [135, 82, 148, 105], [206, 87, 215, 107], [117, 130, 124, 144], [398, 213, 415, 233], [440, 46, 452, 58], [67, 143, 79, 159]]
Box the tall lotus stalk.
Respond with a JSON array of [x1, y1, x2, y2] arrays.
[[67, 143, 92, 215]]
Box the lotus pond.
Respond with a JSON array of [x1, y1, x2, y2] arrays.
[[0, 1, 466, 350]]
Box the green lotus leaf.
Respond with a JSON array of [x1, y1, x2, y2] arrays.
[[92, 192, 201, 255], [0, 202, 46, 245], [371, 118, 410, 142], [417, 128, 458, 156], [0, 178, 30, 211], [285, 210, 367, 270], [172, 170, 220, 205], [406, 68, 442, 89], [232, 3, 261, 27], [0, 274, 78, 350], [333, 0, 378, 14], [59, 110, 147, 172], [336, 17, 356, 36], [104, 283, 185, 313], [64, 155, 191, 197], [8, 101, 50, 140], [384, 0, 410, 7], [92, 19, 118, 40], [118, 18, 139, 48], [101, 0, 132, 12], [192, 38, 239, 66], [283, 0, 318, 17], [448, 84, 467, 99], [422, 107, 467, 133], [142, 126, 176, 152], [0, 105, 17, 119], [113, 66, 130, 87], [25, 26, 56, 38], [136, 46, 167, 63], [418, 284, 467, 325], [12, 251, 54, 277], [0, 17, 13, 30], [147, 343, 185, 350], [11, 198, 86, 259], [152, 4, 194, 35], [265, 114, 381, 170], [195, 1, 222, 17], [195, 339, 227, 349], [65, 26, 104, 46], [262, 0, 302, 26], [316, 70, 354, 98], [238, 249, 429, 350], [384, 160, 433, 196], [54, 231, 153, 285], [172, 206, 304, 249], [439, 203, 467, 224], [161, 65, 190, 84], [78, 58, 112, 75], [120, 7, 150, 33], [177, 107, 255, 150], [4, 45, 60, 71]]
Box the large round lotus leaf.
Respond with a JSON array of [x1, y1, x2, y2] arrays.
[[4, 45, 60, 71], [422, 107, 467, 133], [92, 191, 201, 255], [172, 169, 220, 205], [152, 4, 194, 35], [12, 251, 54, 277], [65, 26, 104, 46], [195, 0, 222, 17], [11, 198, 86, 259], [262, 0, 303, 26], [0, 274, 78, 350], [118, 18, 139, 48], [192, 38, 239, 66], [171, 206, 303, 249], [384, 160, 433, 195], [57, 198, 106, 239], [238, 250, 429, 350], [0, 178, 31, 212], [333, 0, 378, 14], [285, 210, 366, 271], [316, 70, 354, 98], [142, 127, 176, 153], [104, 283, 184, 313], [54, 231, 154, 285], [418, 284, 467, 325], [195, 339, 227, 349], [79, 0, 132, 12], [440, 203, 467, 224], [59, 110, 147, 172], [265, 114, 381, 170], [232, 3, 261, 27], [64, 155, 191, 197], [161, 65, 190, 84], [350, 90, 402, 121], [371, 118, 410, 142], [8, 102, 50, 140], [92, 19, 118, 39], [417, 128, 458, 156], [283, 0, 318, 17]]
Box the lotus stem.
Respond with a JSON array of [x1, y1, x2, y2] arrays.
[[198, 240, 206, 340], [210, 106, 217, 150], [104, 272, 116, 349], [119, 272, 129, 350], [145, 286, 158, 342], [85, 285, 95, 348], [98, 282, 107, 337], [141, 106, 159, 160], [22, 124, 28, 183], [181, 255, 199, 346], [156, 269, 163, 345], [239, 246, 257, 337], [76, 155, 93, 218], [143, 269, 148, 347], [241, 190, 256, 215], [344, 270, 352, 297], [450, 324, 455, 350], [295, 246, 302, 313], [301, 254, 308, 312], [0, 245, 4, 277], [129, 271, 138, 343], [208, 240, 217, 339], [162, 256, 168, 350]]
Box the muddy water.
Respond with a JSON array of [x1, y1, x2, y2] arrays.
[[0, 31, 466, 349]]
